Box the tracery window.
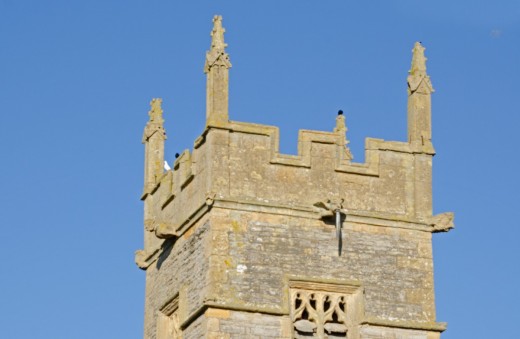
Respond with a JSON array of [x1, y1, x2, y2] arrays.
[[289, 281, 362, 339]]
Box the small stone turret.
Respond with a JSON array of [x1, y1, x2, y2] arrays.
[[407, 42, 434, 153], [204, 15, 232, 126]]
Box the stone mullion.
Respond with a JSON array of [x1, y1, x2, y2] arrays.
[[315, 293, 325, 338]]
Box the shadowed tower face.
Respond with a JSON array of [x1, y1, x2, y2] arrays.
[[136, 16, 453, 339]]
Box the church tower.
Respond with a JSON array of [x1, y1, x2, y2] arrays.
[[135, 16, 453, 339]]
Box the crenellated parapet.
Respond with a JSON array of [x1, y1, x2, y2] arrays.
[[137, 109, 452, 246]]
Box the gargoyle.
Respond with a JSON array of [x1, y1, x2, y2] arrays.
[[428, 212, 455, 232]]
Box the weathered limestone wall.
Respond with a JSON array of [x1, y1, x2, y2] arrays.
[[143, 219, 211, 338], [206, 309, 291, 339], [359, 326, 439, 339], [207, 208, 435, 322], [139, 123, 449, 338], [224, 130, 415, 215], [182, 315, 206, 339]]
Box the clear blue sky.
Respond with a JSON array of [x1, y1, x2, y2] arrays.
[[1, 1, 519, 338]]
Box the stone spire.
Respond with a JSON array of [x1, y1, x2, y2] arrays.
[[407, 42, 434, 153], [204, 15, 232, 126], [142, 98, 166, 198]]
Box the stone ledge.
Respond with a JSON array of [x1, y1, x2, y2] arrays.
[[155, 201, 211, 239], [153, 195, 451, 240], [361, 317, 447, 332], [134, 247, 161, 270], [179, 303, 447, 334], [137, 196, 453, 269], [212, 197, 442, 232]]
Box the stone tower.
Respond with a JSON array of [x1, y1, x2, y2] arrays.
[[135, 16, 453, 339]]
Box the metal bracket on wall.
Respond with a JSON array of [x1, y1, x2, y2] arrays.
[[313, 199, 347, 256]]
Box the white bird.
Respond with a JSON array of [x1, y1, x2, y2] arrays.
[[164, 160, 171, 171]]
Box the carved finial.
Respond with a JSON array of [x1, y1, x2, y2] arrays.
[[148, 98, 164, 123], [410, 42, 427, 76], [407, 42, 434, 153], [204, 15, 231, 74], [210, 15, 227, 51], [204, 15, 231, 125], [407, 42, 434, 95]]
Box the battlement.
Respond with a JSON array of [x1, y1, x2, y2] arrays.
[[137, 113, 451, 269]]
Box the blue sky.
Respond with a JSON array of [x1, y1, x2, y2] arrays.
[[1, 1, 519, 338]]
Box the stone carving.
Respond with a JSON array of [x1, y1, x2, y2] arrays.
[[205, 192, 216, 206], [429, 212, 455, 232], [204, 15, 231, 125], [333, 111, 353, 160], [143, 98, 166, 142], [407, 42, 433, 95], [291, 289, 348, 338], [144, 218, 156, 232], [313, 198, 346, 219], [134, 247, 160, 270], [149, 98, 164, 122], [210, 15, 226, 50], [313, 198, 348, 255], [407, 42, 434, 152], [204, 15, 231, 73]]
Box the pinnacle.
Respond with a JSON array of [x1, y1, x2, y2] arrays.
[[410, 42, 427, 76]]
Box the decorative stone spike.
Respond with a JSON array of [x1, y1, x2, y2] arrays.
[[410, 42, 427, 77], [408, 42, 434, 95], [205, 15, 231, 126], [148, 98, 164, 124], [142, 98, 167, 198], [407, 42, 434, 152], [210, 15, 227, 51]]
